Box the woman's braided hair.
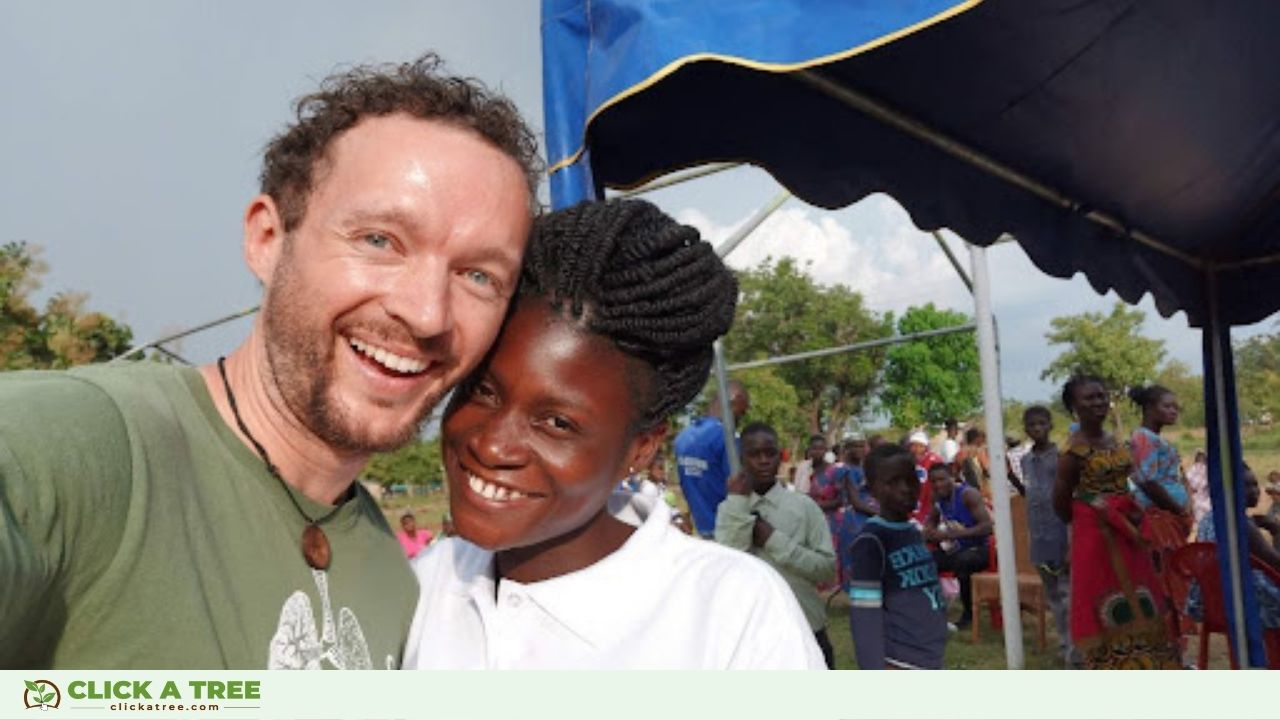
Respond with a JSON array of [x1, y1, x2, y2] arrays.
[[1127, 384, 1173, 411], [519, 199, 738, 431]]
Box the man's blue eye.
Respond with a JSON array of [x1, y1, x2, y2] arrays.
[[364, 233, 391, 249], [466, 269, 492, 286]]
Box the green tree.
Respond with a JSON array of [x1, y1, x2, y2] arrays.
[[1041, 301, 1166, 427], [363, 438, 444, 488], [1235, 332, 1280, 424], [1, 241, 133, 369], [724, 257, 892, 438], [879, 304, 981, 429]]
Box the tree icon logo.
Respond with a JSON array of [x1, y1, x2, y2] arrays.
[[22, 680, 60, 711]]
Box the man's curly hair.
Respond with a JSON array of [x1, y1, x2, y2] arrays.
[[260, 53, 541, 232], [518, 199, 739, 431]]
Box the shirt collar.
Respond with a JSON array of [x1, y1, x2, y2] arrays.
[[457, 502, 677, 649], [754, 482, 786, 505], [868, 516, 913, 530]]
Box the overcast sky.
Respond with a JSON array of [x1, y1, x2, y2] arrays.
[[2, 1, 1273, 408]]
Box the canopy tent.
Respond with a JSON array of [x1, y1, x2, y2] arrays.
[[541, 0, 1280, 666]]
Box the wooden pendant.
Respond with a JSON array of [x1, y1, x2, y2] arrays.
[[302, 524, 331, 570]]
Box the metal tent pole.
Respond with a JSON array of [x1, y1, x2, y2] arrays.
[[712, 340, 741, 476], [709, 190, 792, 475], [111, 306, 259, 362], [1203, 271, 1264, 666], [615, 162, 742, 197], [714, 191, 792, 259], [969, 243, 1023, 668], [727, 324, 975, 371], [795, 70, 1204, 270]]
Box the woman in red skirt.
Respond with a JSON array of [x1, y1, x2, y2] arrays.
[[1053, 375, 1181, 669]]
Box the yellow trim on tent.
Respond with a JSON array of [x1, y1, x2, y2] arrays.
[[547, 0, 985, 177]]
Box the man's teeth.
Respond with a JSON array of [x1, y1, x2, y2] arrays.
[[348, 338, 427, 374], [467, 473, 526, 502]]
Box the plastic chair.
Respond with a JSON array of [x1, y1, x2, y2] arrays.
[[1170, 543, 1235, 669], [969, 494, 1049, 651], [1170, 542, 1280, 669], [1252, 558, 1280, 669]]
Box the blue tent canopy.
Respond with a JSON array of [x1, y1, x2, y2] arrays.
[[542, 0, 1279, 666], [544, 0, 1280, 328]]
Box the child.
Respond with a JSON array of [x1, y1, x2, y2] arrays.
[[1019, 405, 1076, 666], [848, 444, 947, 669]]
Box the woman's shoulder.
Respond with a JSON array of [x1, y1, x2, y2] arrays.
[[659, 531, 793, 589], [1062, 431, 1126, 458], [1130, 426, 1166, 447], [1061, 432, 1090, 457]]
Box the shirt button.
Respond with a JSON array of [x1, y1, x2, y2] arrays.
[[506, 594, 522, 608]]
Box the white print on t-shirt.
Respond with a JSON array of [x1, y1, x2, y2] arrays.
[[267, 569, 396, 669]]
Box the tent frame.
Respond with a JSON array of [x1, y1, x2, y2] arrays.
[[570, 60, 1269, 667]]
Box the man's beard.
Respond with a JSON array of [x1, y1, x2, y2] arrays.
[[261, 253, 435, 454]]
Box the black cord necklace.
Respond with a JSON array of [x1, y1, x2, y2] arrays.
[[217, 357, 341, 571]]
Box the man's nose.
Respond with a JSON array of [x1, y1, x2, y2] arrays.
[[383, 258, 453, 339]]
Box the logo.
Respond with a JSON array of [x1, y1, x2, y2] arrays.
[[23, 680, 60, 711]]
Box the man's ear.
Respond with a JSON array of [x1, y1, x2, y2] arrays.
[[626, 421, 668, 474], [243, 194, 287, 284]]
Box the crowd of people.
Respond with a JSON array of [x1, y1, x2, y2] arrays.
[[668, 375, 1280, 670]]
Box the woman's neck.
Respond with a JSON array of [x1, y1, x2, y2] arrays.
[[495, 511, 636, 584]]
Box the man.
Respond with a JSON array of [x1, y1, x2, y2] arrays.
[[940, 419, 961, 464], [792, 434, 827, 496], [1019, 406, 1077, 666], [674, 380, 749, 538], [839, 434, 878, 532], [396, 513, 434, 560], [956, 427, 990, 495], [924, 464, 993, 630], [0, 55, 538, 668], [907, 430, 944, 525], [716, 423, 837, 668]]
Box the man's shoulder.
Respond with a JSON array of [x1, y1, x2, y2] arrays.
[[860, 518, 923, 544], [674, 417, 722, 447], [772, 484, 824, 515], [0, 363, 195, 415], [0, 367, 144, 441]]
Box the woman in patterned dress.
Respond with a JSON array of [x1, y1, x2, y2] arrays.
[[1053, 375, 1181, 669], [1127, 384, 1194, 639]]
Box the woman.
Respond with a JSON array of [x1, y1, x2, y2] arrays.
[[1128, 385, 1193, 526], [402, 199, 822, 669], [1128, 385, 1193, 638], [810, 443, 855, 589], [1185, 450, 1210, 532], [1053, 375, 1181, 669]]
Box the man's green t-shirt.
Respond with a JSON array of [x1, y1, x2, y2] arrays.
[[0, 363, 417, 668]]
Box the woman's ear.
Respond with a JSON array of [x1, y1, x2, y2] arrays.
[[626, 421, 668, 474]]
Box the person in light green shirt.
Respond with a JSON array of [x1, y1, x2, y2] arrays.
[[0, 363, 417, 668], [715, 422, 837, 668], [0, 54, 540, 669]]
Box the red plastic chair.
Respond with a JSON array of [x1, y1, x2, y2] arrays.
[[1170, 542, 1280, 669], [1254, 560, 1280, 669]]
